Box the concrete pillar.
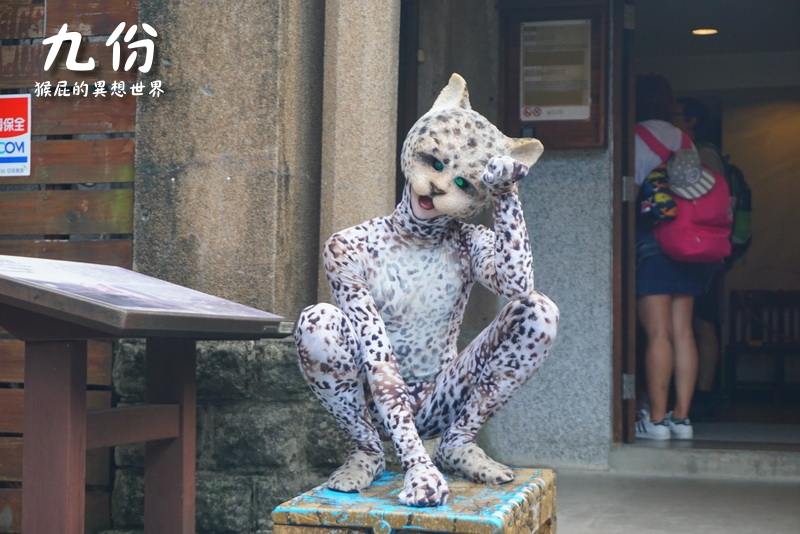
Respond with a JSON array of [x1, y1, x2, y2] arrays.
[[317, 0, 402, 301], [134, 0, 325, 319]]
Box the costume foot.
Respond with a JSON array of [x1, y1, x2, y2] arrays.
[[398, 462, 450, 507], [327, 448, 386, 493], [434, 443, 515, 485]]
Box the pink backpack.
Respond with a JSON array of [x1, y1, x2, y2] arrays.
[[636, 125, 732, 263]]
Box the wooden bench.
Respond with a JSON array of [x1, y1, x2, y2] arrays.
[[726, 290, 800, 398], [272, 469, 556, 534]]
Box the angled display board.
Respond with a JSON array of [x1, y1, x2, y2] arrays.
[[0, 254, 293, 340]]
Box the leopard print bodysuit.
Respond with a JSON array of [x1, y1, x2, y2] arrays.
[[294, 74, 559, 507]]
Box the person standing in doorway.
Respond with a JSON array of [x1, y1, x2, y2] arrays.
[[633, 74, 713, 440], [674, 96, 727, 421]]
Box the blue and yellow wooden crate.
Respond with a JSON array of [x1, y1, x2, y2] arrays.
[[272, 469, 556, 534]]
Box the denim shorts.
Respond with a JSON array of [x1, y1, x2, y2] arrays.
[[636, 230, 717, 296]]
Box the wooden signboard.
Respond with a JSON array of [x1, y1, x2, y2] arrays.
[[0, 254, 293, 340], [0, 254, 292, 534]]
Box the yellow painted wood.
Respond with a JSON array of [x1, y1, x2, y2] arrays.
[[272, 469, 556, 534]]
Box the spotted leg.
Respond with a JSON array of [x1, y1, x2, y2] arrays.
[[415, 292, 559, 484], [294, 303, 385, 492]]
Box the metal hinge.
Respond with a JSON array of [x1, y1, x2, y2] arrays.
[[622, 175, 636, 202], [622, 373, 636, 400]]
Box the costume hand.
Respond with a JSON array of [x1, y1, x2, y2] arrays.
[[398, 461, 450, 507], [482, 155, 529, 196]]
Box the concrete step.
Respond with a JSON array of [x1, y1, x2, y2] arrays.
[[610, 441, 800, 480]]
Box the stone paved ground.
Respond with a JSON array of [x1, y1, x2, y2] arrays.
[[555, 468, 800, 534]]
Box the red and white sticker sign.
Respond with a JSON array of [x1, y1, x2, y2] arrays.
[[0, 95, 31, 177]]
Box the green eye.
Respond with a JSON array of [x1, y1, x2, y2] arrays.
[[433, 160, 444, 171], [454, 177, 467, 189]]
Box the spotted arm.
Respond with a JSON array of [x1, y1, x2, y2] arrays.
[[468, 156, 534, 300]]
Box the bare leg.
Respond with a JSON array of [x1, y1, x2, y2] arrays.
[[294, 303, 385, 492], [638, 294, 674, 422], [415, 292, 559, 484]]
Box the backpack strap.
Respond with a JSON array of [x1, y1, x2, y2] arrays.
[[636, 124, 692, 163]]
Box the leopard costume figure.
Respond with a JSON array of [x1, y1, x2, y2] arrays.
[[294, 73, 559, 507]]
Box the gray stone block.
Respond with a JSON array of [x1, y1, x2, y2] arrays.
[[114, 338, 312, 404], [250, 340, 311, 399], [109, 471, 256, 533], [304, 410, 349, 468], [112, 339, 146, 401], [196, 472, 254, 533], [114, 442, 144, 468], [212, 402, 309, 470], [253, 471, 330, 532], [196, 339, 310, 401], [111, 469, 144, 530], [196, 340, 259, 399]]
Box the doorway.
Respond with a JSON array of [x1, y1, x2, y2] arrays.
[[628, 0, 800, 449]]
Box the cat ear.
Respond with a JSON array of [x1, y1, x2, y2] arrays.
[[430, 73, 471, 111], [508, 138, 544, 167]]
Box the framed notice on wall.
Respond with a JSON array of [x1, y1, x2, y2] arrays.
[[500, 1, 607, 148], [520, 19, 591, 122]]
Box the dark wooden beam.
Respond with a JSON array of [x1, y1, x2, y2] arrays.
[[86, 404, 180, 450]]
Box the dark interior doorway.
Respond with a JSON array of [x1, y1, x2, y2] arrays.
[[631, 0, 800, 450]]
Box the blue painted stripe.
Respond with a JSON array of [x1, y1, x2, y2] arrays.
[[0, 157, 27, 163]]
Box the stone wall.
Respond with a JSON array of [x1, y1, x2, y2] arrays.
[[109, 338, 349, 533], [479, 148, 614, 469]]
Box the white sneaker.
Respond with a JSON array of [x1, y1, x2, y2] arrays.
[[635, 412, 671, 440], [667, 412, 694, 439]]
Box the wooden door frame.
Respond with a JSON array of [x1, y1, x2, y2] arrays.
[[612, 0, 638, 443]]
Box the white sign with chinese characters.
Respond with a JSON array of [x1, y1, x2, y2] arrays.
[[34, 80, 163, 98], [43, 22, 157, 73], [35, 23, 163, 99], [519, 19, 591, 122], [0, 94, 31, 177]]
